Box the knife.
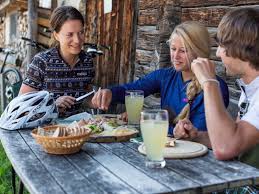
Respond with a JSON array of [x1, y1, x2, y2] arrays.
[[75, 90, 95, 102]]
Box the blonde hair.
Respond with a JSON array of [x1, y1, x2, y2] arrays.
[[168, 21, 210, 123]]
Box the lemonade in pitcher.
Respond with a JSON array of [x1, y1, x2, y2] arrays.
[[125, 90, 144, 125]]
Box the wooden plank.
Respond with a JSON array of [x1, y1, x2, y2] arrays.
[[38, 34, 50, 47], [107, 0, 121, 87], [181, 6, 230, 27], [138, 9, 159, 26], [2, 0, 27, 11], [235, 0, 259, 5], [119, 0, 133, 84], [0, 130, 65, 194], [125, 142, 259, 192], [0, 0, 10, 11], [38, 7, 51, 19], [85, 0, 98, 44], [27, 0, 38, 79], [85, 0, 136, 88], [38, 25, 51, 38], [135, 64, 155, 78], [101, 143, 200, 193], [96, 0, 105, 86], [19, 130, 106, 194], [138, 0, 160, 10], [136, 27, 159, 51], [200, 152, 259, 186], [83, 143, 172, 193], [124, 142, 228, 193], [135, 49, 154, 64], [65, 152, 139, 194], [183, 153, 254, 189], [180, 0, 235, 7], [129, 0, 139, 82], [37, 17, 50, 28]]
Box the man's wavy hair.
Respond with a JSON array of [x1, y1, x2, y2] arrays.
[[217, 8, 259, 70]]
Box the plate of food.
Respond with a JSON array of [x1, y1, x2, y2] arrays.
[[69, 114, 139, 143]]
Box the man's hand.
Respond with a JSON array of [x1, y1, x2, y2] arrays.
[[56, 96, 76, 113], [173, 118, 198, 140], [191, 58, 217, 85], [91, 89, 112, 111]]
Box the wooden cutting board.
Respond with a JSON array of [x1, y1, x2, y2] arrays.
[[138, 140, 208, 159], [57, 113, 139, 143], [89, 131, 138, 143]]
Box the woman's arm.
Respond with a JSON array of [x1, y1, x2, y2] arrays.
[[19, 84, 39, 95]]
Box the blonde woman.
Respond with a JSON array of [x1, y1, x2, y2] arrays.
[[91, 21, 229, 146]]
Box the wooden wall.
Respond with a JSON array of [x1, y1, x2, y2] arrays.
[[136, 0, 259, 116], [85, 0, 137, 88], [37, 1, 57, 47]]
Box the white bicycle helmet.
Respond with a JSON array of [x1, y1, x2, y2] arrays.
[[0, 91, 58, 130]]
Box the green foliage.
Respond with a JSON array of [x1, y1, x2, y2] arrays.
[[0, 143, 29, 194], [0, 142, 12, 194]]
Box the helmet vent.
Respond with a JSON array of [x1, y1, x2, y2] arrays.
[[46, 99, 54, 106], [17, 111, 29, 119], [11, 106, 20, 113], [31, 98, 44, 106], [28, 112, 46, 122]]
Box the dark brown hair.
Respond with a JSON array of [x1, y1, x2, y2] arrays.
[[217, 8, 259, 70], [49, 6, 84, 47]]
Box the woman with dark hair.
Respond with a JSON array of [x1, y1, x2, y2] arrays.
[[19, 6, 95, 117]]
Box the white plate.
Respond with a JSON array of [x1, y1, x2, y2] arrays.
[[138, 140, 208, 159]]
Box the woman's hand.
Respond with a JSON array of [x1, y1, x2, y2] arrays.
[[55, 96, 76, 113], [119, 112, 128, 122], [91, 89, 112, 111], [173, 118, 198, 140]]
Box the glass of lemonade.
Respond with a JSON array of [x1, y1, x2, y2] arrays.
[[125, 90, 144, 126], [140, 109, 169, 168]]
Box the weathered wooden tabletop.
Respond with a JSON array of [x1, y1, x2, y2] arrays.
[[1, 129, 259, 194]]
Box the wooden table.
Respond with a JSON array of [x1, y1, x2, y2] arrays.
[[1, 129, 259, 194]]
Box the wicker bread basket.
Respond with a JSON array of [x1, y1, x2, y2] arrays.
[[31, 125, 91, 155]]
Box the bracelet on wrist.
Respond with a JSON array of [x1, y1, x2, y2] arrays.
[[201, 78, 219, 89]]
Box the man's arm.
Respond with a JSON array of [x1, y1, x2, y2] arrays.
[[197, 62, 259, 160], [203, 83, 259, 159]]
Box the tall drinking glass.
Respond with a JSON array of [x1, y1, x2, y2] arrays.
[[140, 109, 169, 168], [125, 90, 144, 126]]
